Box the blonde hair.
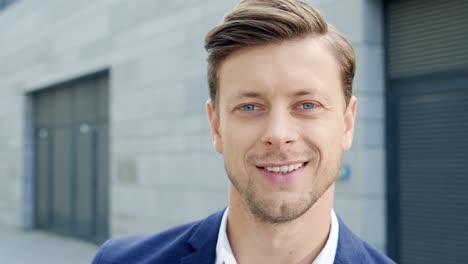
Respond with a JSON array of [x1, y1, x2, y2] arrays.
[[204, 0, 355, 109]]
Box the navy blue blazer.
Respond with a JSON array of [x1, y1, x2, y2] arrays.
[[92, 209, 395, 264]]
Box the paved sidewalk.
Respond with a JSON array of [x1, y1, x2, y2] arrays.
[[0, 225, 99, 264]]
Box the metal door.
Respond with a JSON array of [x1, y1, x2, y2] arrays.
[[34, 72, 109, 244], [387, 73, 468, 263], [386, 0, 468, 262]]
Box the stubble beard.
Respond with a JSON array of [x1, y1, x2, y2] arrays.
[[225, 153, 342, 225]]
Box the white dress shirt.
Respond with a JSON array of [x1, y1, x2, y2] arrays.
[[215, 207, 339, 264]]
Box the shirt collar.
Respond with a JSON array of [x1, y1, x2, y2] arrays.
[[215, 207, 237, 264], [215, 208, 339, 264], [312, 208, 339, 264]]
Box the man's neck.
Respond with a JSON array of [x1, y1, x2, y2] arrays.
[[226, 185, 335, 264]]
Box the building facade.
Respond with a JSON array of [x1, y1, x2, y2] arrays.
[[0, 0, 466, 263]]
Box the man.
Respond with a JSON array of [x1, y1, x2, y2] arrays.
[[92, 0, 395, 263]]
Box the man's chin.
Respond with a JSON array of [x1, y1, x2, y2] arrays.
[[246, 196, 313, 224]]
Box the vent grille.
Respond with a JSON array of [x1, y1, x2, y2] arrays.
[[388, 0, 468, 79]]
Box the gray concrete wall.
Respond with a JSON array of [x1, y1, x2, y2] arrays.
[[0, 0, 387, 252]]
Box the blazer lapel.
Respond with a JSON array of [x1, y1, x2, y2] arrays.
[[180, 209, 225, 264], [334, 216, 366, 264]]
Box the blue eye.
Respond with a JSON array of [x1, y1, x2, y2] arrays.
[[241, 104, 256, 111], [301, 103, 316, 109]]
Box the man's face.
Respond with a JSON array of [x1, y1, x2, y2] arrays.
[[207, 37, 357, 224]]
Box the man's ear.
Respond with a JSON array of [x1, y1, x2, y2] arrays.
[[342, 96, 358, 151], [206, 99, 223, 154]]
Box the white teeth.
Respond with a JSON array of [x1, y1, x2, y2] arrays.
[[264, 163, 304, 174]]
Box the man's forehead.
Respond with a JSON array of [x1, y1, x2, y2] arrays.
[[218, 39, 339, 81], [216, 37, 342, 106]]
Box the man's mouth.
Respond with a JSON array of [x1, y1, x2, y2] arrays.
[[257, 162, 307, 174]]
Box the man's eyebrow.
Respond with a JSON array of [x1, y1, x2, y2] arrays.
[[290, 89, 330, 100], [234, 89, 325, 99], [236, 91, 262, 98]]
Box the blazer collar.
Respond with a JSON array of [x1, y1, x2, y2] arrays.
[[179, 209, 369, 264], [333, 215, 368, 264], [180, 209, 225, 264]]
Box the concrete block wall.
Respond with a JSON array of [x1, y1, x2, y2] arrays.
[[0, 0, 387, 251], [0, 0, 234, 236]]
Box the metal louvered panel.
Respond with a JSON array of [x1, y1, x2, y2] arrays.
[[397, 87, 468, 264], [387, 1, 468, 262], [388, 0, 468, 79]]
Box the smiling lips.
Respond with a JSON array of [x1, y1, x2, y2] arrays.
[[256, 162, 307, 184], [263, 162, 305, 174]]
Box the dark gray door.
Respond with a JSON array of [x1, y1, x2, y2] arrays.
[[386, 0, 468, 263], [34, 73, 109, 244], [388, 74, 468, 263]]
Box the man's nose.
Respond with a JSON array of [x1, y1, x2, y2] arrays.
[[260, 110, 298, 146]]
